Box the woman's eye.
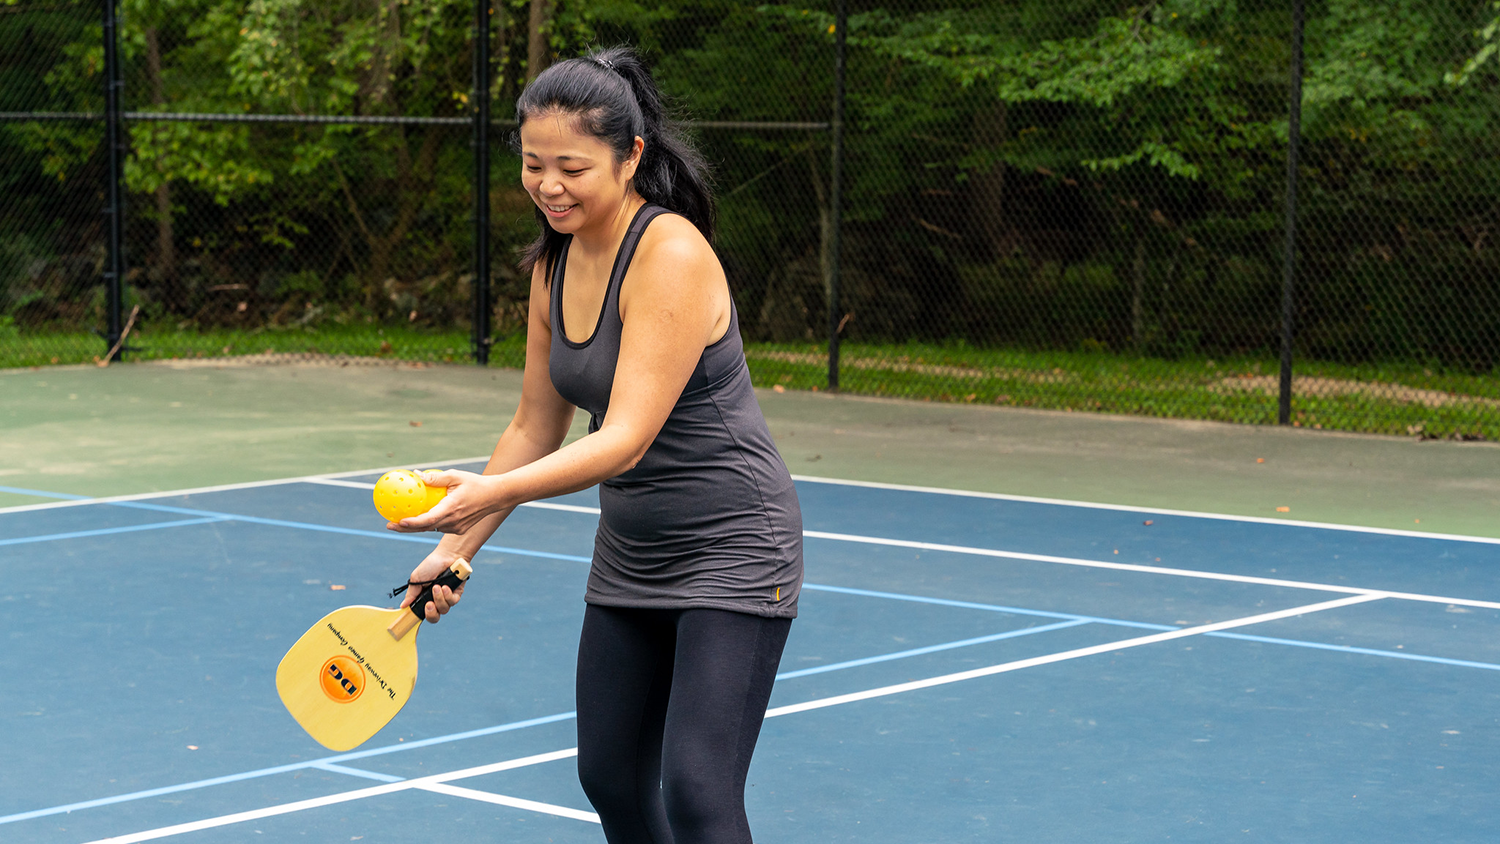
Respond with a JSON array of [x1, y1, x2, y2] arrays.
[[564, 169, 585, 176]]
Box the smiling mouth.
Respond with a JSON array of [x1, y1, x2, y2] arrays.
[[545, 203, 575, 213]]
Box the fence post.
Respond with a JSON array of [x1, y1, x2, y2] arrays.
[[471, 0, 493, 365], [102, 0, 125, 362], [826, 0, 847, 392], [1278, 0, 1305, 425]]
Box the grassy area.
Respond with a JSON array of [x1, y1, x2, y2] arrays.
[[1, 324, 529, 369], [5, 327, 1495, 440], [743, 343, 1500, 441]]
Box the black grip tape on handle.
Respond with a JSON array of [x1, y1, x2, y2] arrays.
[[406, 566, 466, 621]]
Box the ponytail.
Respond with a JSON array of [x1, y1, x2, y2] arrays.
[[514, 46, 715, 280]]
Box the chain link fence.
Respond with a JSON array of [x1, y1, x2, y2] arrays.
[[3, 1, 1498, 440], [787, 0, 1500, 441]]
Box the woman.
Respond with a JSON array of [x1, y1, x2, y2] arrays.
[[390, 45, 803, 844]]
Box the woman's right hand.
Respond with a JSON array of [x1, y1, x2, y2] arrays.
[[388, 469, 507, 536], [399, 548, 468, 624]]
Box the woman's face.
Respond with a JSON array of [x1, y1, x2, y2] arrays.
[[520, 111, 642, 237]]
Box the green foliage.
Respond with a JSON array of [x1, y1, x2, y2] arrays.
[[3, 0, 1498, 434], [1447, 1, 1500, 85]]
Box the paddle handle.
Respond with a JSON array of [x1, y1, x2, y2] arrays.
[[388, 558, 472, 641]]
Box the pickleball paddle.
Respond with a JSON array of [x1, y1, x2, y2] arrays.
[[276, 558, 472, 750]]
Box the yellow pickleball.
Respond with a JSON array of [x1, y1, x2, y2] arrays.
[[373, 469, 447, 522]]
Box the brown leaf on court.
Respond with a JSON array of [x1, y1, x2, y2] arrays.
[[409, 421, 422, 427], [772, 384, 785, 393], [330, 584, 346, 591], [1256, 457, 1265, 463], [1143, 520, 1153, 526], [1276, 506, 1290, 512]]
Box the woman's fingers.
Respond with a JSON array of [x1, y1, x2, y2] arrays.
[[423, 584, 462, 622], [389, 474, 495, 535], [421, 469, 456, 488], [401, 581, 463, 622]]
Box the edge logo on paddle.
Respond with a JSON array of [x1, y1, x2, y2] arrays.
[[319, 655, 364, 703]]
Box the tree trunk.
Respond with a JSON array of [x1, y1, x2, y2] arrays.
[[527, 0, 552, 81], [969, 99, 1013, 259], [1131, 231, 1146, 348], [144, 27, 176, 299], [333, 126, 445, 306], [810, 148, 834, 337]]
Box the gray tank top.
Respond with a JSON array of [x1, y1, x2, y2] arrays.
[[548, 205, 803, 618]]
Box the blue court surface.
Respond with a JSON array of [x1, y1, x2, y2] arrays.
[[3, 463, 1500, 843]]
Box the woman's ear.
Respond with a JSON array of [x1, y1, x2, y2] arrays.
[[622, 136, 645, 181]]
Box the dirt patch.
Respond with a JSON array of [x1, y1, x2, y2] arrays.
[[1216, 375, 1500, 409], [746, 350, 1074, 384], [147, 353, 435, 369]]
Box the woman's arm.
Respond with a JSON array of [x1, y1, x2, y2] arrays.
[[396, 215, 726, 536], [394, 260, 577, 618]]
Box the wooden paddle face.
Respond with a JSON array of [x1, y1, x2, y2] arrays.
[[276, 605, 420, 751]]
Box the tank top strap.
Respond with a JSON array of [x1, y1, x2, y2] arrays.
[[600, 204, 671, 330], [548, 204, 670, 347]]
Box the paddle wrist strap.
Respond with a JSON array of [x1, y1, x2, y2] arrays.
[[388, 569, 464, 601], [387, 560, 472, 641]]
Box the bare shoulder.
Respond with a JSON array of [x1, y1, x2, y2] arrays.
[[631, 213, 721, 284], [619, 212, 729, 342]]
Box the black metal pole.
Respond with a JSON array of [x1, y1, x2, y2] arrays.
[[1278, 0, 1304, 425], [103, 0, 125, 362], [471, 0, 492, 365], [827, 0, 847, 392]]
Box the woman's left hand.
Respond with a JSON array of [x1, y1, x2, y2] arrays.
[[387, 469, 503, 535]]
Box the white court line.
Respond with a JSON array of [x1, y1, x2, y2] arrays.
[[310, 762, 404, 783], [764, 593, 1385, 717], [303, 477, 605, 515], [79, 594, 1376, 844], [303, 478, 381, 491], [292, 492, 1500, 612], [7, 471, 1494, 610], [803, 530, 1500, 611], [0, 457, 494, 516], [5, 459, 1495, 546], [81, 748, 580, 844], [315, 495, 1499, 609], [521, 501, 612, 514], [792, 473, 1500, 546], [416, 783, 600, 823]]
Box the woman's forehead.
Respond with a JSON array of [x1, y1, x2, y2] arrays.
[[519, 113, 611, 158]]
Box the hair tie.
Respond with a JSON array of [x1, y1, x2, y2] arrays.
[[594, 57, 616, 72]]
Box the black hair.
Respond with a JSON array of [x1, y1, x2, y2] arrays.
[[513, 45, 715, 280]]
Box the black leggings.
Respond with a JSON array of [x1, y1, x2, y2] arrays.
[[575, 605, 792, 844]]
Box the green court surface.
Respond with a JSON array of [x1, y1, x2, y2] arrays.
[[3, 358, 1498, 538]]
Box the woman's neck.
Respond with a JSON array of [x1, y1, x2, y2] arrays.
[[569, 195, 648, 261]]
